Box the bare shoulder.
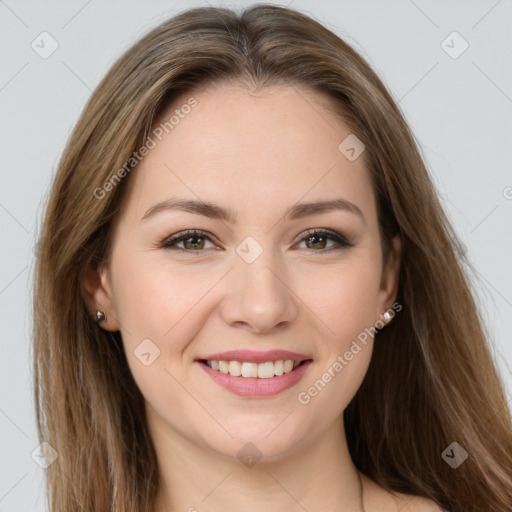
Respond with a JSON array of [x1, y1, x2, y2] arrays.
[[360, 473, 442, 512], [392, 492, 442, 511]]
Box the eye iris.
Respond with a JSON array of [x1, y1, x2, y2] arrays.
[[183, 236, 205, 250], [306, 234, 327, 249]]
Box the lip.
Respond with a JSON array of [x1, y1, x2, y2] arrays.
[[199, 349, 312, 364], [197, 354, 313, 398]]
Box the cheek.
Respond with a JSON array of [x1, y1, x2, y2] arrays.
[[292, 258, 380, 409], [111, 245, 203, 328], [297, 257, 381, 347], [109, 254, 212, 432]]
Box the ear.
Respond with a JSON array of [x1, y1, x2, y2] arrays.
[[376, 234, 402, 320], [81, 263, 120, 332]]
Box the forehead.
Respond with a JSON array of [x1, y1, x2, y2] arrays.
[[120, 82, 375, 224]]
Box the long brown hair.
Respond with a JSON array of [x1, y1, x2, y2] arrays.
[[33, 4, 512, 511]]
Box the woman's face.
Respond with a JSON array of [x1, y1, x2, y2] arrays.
[[86, 83, 400, 461]]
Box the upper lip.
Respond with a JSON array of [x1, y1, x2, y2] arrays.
[[198, 349, 312, 364]]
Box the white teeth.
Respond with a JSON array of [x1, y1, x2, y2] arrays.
[[274, 360, 284, 376], [241, 362, 258, 378], [229, 361, 242, 377], [205, 359, 304, 378], [283, 360, 294, 373], [257, 362, 275, 379]]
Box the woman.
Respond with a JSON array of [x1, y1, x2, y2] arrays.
[[33, 4, 512, 512]]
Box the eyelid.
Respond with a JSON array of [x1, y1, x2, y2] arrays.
[[296, 228, 353, 249], [159, 229, 218, 250]]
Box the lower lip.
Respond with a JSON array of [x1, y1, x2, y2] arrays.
[[198, 361, 312, 398]]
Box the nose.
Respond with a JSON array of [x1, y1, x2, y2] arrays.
[[219, 246, 299, 334]]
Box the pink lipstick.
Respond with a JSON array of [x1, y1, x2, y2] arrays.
[[196, 349, 312, 398]]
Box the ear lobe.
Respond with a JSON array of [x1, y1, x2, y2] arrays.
[[378, 234, 402, 313], [81, 264, 120, 332]]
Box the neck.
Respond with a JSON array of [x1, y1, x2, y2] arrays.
[[150, 411, 364, 512]]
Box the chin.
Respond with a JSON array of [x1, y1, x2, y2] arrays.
[[200, 415, 311, 463]]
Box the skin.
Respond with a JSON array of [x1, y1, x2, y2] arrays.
[[83, 83, 440, 511]]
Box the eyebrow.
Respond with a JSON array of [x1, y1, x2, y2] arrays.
[[141, 197, 365, 224]]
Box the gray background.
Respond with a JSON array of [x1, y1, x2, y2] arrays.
[[1, 0, 511, 510]]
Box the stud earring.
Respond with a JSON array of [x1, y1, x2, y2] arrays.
[[383, 310, 393, 325], [96, 310, 107, 324]]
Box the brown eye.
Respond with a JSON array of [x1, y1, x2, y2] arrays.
[[297, 229, 353, 252], [303, 234, 328, 250], [181, 235, 206, 250], [161, 230, 216, 251]]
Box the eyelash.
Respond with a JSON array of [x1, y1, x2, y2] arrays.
[[159, 228, 353, 254]]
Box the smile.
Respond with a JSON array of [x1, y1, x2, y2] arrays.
[[197, 349, 313, 397]]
